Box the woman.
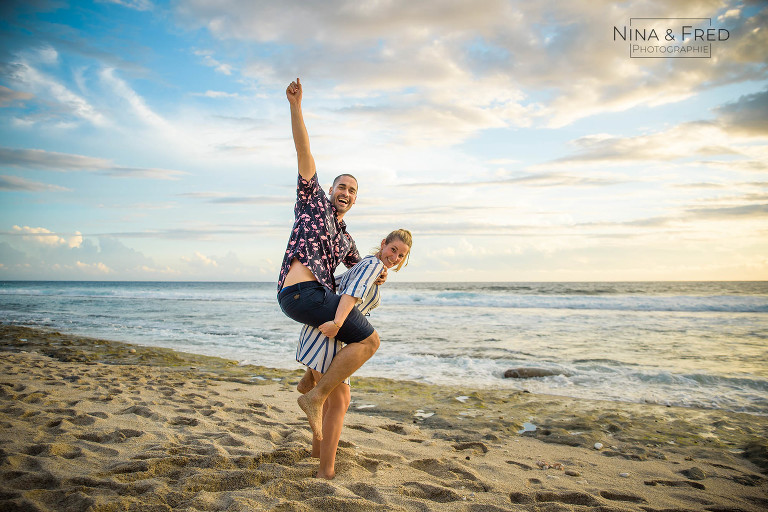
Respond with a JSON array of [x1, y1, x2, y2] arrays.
[[295, 228, 412, 479]]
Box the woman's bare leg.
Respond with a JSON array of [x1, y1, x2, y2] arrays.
[[311, 397, 328, 458], [297, 367, 316, 394], [298, 331, 379, 440], [307, 369, 350, 479]]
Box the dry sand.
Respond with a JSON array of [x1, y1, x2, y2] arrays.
[[1, 325, 766, 512]]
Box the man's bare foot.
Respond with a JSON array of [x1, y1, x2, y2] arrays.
[[297, 390, 324, 441], [316, 470, 335, 479], [297, 370, 315, 394]]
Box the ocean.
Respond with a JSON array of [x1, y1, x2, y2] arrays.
[[1, 281, 766, 415]]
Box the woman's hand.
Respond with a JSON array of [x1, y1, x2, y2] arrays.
[[375, 267, 388, 285], [318, 320, 340, 338]]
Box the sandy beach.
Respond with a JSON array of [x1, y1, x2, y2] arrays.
[[1, 325, 766, 512]]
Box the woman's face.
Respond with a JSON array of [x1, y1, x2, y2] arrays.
[[379, 238, 410, 269]]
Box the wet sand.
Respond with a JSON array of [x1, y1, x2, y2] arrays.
[[1, 324, 766, 511]]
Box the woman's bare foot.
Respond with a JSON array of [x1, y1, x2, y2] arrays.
[[297, 390, 324, 441], [297, 370, 315, 394], [316, 470, 335, 479]]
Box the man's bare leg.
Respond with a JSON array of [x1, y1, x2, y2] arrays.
[[315, 376, 350, 479], [297, 368, 316, 394], [297, 331, 379, 441]]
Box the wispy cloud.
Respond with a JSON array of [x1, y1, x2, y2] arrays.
[[0, 175, 70, 191], [97, 0, 154, 11], [193, 90, 240, 98], [179, 192, 291, 205], [0, 85, 34, 106], [193, 50, 235, 76], [0, 147, 186, 180], [100, 68, 170, 129], [8, 60, 107, 126], [687, 203, 768, 219], [403, 172, 626, 188]]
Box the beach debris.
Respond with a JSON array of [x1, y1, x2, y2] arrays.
[[565, 470, 581, 477], [455, 395, 470, 403], [536, 460, 564, 470], [504, 367, 569, 379], [594, 442, 604, 450], [414, 410, 435, 419], [518, 422, 537, 434], [356, 404, 376, 410], [619, 472, 630, 478]]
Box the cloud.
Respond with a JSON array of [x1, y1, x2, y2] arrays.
[[686, 203, 768, 219], [715, 88, 768, 136], [97, 0, 154, 11], [182, 251, 218, 267], [75, 260, 112, 274], [193, 50, 235, 75], [194, 90, 240, 98], [178, 192, 291, 204], [0, 241, 28, 266], [175, 0, 767, 137], [0, 147, 186, 180], [0, 85, 34, 106], [403, 171, 625, 188], [0, 175, 70, 191], [100, 68, 171, 129], [538, 114, 768, 171], [11, 225, 83, 247], [7, 60, 107, 126]]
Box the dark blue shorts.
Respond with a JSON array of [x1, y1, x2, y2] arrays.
[[278, 281, 375, 344]]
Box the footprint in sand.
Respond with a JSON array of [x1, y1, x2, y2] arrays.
[[452, 441, 488, 453], [644, 479, 706, 490], [410, 458, 491, 492], [347, 424, 375, 434], [119, 405, 162, 421], [347, 482, 387, 504], [169, 416, 199, 427], [380, 424, 408, 435], [506, 460, 535, 470], [67, 414, 97, 426], [2, 469, 61, 491], [22, 443, 82, 459], [599, 490, 648, 503], [510, 491, 602, 507], [75, 429, 143, 444], [400, 481, 463, 503], [183, 470, 271, 493]]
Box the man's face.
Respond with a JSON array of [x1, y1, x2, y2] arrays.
[[329, 176, 357, 216]]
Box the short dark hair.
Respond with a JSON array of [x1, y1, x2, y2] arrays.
[[332, 174, 358, 188]]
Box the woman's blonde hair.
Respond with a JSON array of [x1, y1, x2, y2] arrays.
[[375, 229, 412, 272]]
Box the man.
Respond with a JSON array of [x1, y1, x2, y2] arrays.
[[277, 78, 384, 442]]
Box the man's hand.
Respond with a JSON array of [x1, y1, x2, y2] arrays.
[[286, 78, 302, 106], [318, 320, 340, 338], [375, 267, 388, 286]]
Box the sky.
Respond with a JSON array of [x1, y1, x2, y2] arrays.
[[0, 0, 766, 282]]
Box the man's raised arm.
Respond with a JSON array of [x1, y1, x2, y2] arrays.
[[286, 78, 316, 181]]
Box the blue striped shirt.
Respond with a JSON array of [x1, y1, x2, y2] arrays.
[[296, 255, 385, 382]]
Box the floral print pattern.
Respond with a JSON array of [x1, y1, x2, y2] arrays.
[[277, 173, 360, 292]]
